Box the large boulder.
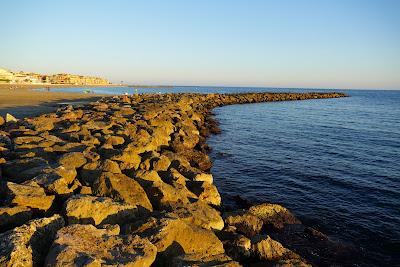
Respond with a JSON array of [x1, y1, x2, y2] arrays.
[[135, 217, 225, 259], [63, 194, 137, 226], [93, 172, 153, 212], [134, 170, 194, 209], [248, 203, 300, 229], [45, 224, 157, 267], [168, 201, 224, 230], [251, 235, 290, 261], [32, 166, 77, 196], [0, 214, 64, 267], [1, 182, 55, 212], [224, 211, 263, 238]]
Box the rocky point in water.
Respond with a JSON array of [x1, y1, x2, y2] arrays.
[[0, 92, 351, 266]]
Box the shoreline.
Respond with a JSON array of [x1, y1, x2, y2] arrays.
[[0, 92, 356, 266], [0, 84, 123, 118]]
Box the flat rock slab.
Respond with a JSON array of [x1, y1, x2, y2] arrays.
[[63, 194, 137, 226]]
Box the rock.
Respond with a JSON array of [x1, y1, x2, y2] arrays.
[[13, 136, 44, 145], [99, 223, 121, 235], [171, 253, 242, 267], [104, 135, 125, 146], [84, 120, 113, 130], [58, 152, 87, 168], [188, 181, 221, 206], [61, 124, 80, 133], [193, 173, 214, 184], [248, 203, 300, 229], [26, 116, 56, 131], [82, 147, 101, 162], [0, 93, 348, 266], [133, 170, 195, 209], [0, 214, 64, 267], [2, 157, 50, 183], [168, 201, 224, 230], [5, 113, 18, 123], [136, 217, 225, 260], [224, 234, 252, 260], [51, 142, 86, 153], [224, 211, 263, 237], [162, 167, 188, 185], [251, 235, 288, 261], [178, 149, 212, 171], [151, 155, 171, 171], [0, 206, 33, 231], [32, 166, 77, 196], [93, 172, 153, 212], [79, 185, 92, 195], [1, 182, 55, 212], [45, 224, 157, 267], [79, 161, 101, 185], [111, 148, 141, 169], [63, 194, 137, 226], [101, 159, 121, 173], [59, 109, 84, 121]]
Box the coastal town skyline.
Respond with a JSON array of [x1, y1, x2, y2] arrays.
[[1, 0, 399, 90]]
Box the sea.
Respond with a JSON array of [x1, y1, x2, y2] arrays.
[[51, 86, 400, 266]]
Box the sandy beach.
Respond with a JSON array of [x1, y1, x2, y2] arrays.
[[0, 84, 115, 118]]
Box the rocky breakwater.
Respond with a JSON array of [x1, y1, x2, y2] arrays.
[[0, 92, 347, 266]]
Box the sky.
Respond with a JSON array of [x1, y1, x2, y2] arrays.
[[1, 0, 399, 89]]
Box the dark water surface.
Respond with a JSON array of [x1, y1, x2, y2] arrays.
[[207, 90, 400, 266], [54, 86, 399, 265]]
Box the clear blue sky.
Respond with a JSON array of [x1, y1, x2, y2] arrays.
[[1, 0, 399, 89]]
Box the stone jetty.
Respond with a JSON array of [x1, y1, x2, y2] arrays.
[[0, 92, 348, 266]]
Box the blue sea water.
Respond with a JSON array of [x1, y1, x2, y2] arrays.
[[207, 89, 400, 266], [53, 86, 400, 265]]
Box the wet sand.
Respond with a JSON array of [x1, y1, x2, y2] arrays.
[[0, 84, 112, 118]]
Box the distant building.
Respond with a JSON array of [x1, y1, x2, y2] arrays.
[[12, 71, 43, 84], [49, 73, 110, 85], [0, 67, 111, 85], [0, 68, 14, 83]]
